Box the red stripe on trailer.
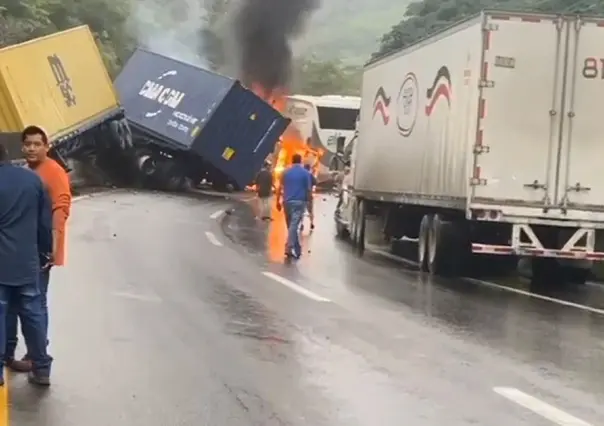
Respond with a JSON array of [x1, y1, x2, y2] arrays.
[[521, 16, 541, 22], [490, 15, 511, 21], [476, 129, 483, 146], [597, 22, 604, 27], [478, 99, 486, 118], [473, 166, 481, 178], [484, 30, 491, 50], [482, 61, 489, 79]]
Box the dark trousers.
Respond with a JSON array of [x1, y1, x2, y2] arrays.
[[0, 280, 52, 378], [6, 268, 51, 362]]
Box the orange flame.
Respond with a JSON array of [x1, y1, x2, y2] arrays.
[[250, 83, 322, 186]]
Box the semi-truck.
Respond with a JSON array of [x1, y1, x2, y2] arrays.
[[335, 10, 604, 285], [114, 48, 290, 191], [0, 26, 132, 181]]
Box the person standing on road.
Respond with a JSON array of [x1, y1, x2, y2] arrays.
[[255, 162, 274, 221], [301, 163, 316, 232], [0, 142, 53, 386], [276, 154, 311, 259], [6, 125, 71, 375]]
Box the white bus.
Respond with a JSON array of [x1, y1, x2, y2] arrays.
[[284, 94, 360, 182]]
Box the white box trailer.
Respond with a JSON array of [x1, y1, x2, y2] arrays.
[[337, 10, 604, 282]]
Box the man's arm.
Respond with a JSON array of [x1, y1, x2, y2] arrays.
[[47, 165, 71, 256], [37, 184, 53, 260]]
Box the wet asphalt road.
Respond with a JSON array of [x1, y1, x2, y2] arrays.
[[9, 190, 604, 425]]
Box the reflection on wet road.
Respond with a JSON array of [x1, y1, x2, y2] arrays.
[[9, 190, 603, 425]]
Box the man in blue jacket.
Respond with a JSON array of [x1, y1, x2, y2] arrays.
[[276, 154, 311, 259], [0, 143, 53, 386]]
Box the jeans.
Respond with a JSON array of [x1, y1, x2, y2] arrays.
[[0, 281, 52, 378], [6, 268, 50, 361], [284, 200, 306, 256]]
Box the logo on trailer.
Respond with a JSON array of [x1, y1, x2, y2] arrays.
[[48, 54, 76, 107], [138, 70, 186, 118], [425, 66, 451, 116], [372, 86, 391, 124], [396, 72, 419, 137]]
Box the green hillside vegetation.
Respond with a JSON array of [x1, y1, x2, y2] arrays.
[[297, 0, 411, 65], [373, 0, 603, 60]]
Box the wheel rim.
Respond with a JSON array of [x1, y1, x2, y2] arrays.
[[428, 222, 437, 265], [419, 222, 427, 263]]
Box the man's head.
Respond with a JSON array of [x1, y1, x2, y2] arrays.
[[292, 153, 302, 164], [21, 125, 49, 165]]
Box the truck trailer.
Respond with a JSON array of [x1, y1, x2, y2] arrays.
[[335, 10, 604, 284], [114, 48, 290, 191], [0, 26, 132, 180]]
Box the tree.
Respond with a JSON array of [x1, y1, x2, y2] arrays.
[[372, 0, 600, 60], [292, 57, 361, 96]]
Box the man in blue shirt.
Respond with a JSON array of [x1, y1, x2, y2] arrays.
[[276, 154, 311, 259], [0, 143, 53, 386]]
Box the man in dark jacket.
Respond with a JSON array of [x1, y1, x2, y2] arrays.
[[0, 143, 53, 386], [255, 162, 274, 221]]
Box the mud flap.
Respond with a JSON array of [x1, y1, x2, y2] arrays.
[[428, 215, 468, 277]]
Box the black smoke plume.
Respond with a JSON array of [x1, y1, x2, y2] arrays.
[[231, 0, 319, 92]]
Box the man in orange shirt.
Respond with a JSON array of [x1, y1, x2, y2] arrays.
[[5, 125, 71, 376]]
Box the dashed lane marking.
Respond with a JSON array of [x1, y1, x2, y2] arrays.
[[111, 291, 162, 303], [205, 231, 223, 247], [262, 272, 331, 302], [210, 209, 224, 219], [368, 247, 604, 316], [493, 387, 592, 425]]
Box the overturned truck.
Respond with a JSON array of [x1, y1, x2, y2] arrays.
[[0, 25, 132, 182], [115, 48, 290, 191]]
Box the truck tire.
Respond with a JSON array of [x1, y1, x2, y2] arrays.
[[418, 214, 432, 272], [355, 199, 366, 257], [560, 265, 590, 285], [335, 220, 349, 239], [427, 215, 466, 277], [350, 200, 359, 247]]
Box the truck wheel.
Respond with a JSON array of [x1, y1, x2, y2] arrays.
[[427, 215, 465, 277], [335, 220, 349, 239], [560, 265, 590, 285], [350, 200, 359, 247], [355, 199, 366, 257], [418, 214, 432, 272]]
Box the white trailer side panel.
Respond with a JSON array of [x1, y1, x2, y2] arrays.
[[354, 18, 483, 207], [556, 17, 604, 221]]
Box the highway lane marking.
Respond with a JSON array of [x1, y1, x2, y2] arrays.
[[205, 231, 223, 246], [262, 272, 331, 302], [0, 371, 7, 426], [369, 247, 604, 316], [493, 387, 592, 425], [111, 291, 162, 303], [210, 209, 224, 219], [466, 278, 604, 316]]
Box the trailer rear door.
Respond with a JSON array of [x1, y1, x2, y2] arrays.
[[471, 12, 565, 214], [555, 17, 604, 220]]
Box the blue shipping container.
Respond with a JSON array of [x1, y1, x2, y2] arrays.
[[114, 48, 290, 187]]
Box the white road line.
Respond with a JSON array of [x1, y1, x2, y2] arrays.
[[262, 272, 331, 302], [493, 387, 592, 426], [204, 231, 223, 246], [467, 277, 604, 315], [111, 291, 162, 303], [210, 209, 224, 219], [369, 247, 604, 316]]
